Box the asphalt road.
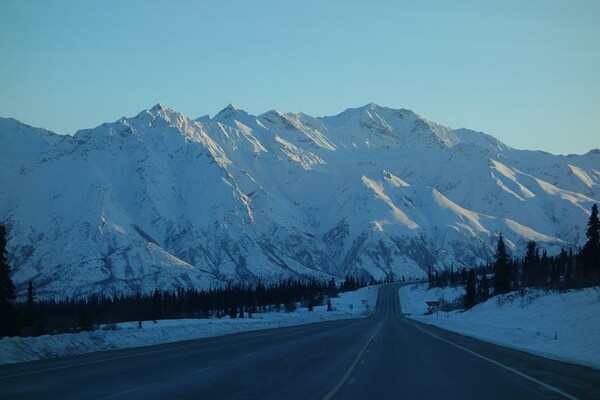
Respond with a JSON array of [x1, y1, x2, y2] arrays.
[[1, 284, 599, 399]]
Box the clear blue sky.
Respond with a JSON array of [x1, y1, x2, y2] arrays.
[[1, 0, 598, 154]]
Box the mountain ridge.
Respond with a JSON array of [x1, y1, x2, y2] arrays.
[[1, 104, 598, 299]]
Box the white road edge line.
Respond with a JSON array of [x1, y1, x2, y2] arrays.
[[1, 317, 365, 380], [193, 366, 214, 374], [402, 318, 579, 400], [102, 387, 139, 399], [0, 331, 269, 380], [0, 326, 309, 380], [322, 320, 384, 400], [0, 346, 188, 380]]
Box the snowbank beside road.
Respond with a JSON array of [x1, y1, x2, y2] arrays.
[[0, 285, 379, 365], [399, 284, 600, 370]]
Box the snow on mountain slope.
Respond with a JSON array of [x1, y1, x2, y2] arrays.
[[0, 104, 598, 299], [0, 118, 63, 170], [0, 118, 64, 215], [510, 149, 600, 201]]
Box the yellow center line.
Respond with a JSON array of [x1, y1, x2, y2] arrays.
[[322, 319, 385, 400]]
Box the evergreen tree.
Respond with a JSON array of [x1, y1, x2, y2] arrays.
[[557, 248, 568, 280], [522, 241, 537, 288], [78, 308, 95, 332], [464, 269, 476, 309], [510, 260, 520, 290], [565, 248, 575, 284], [327, 278, 337, 297], [307, 296, 314, 312], [151, 289, 162, 320], [480, 273, 490, 301], [427, 266, 434, 289], [460, 268, 467, 285], [449, 265, 456, 287], [25, 280, 36, 328], [27, 280, 35, 308], [582, 204, 600, 283], [539, 249, 549, 288], [493, 234, 511, 294], [0, 226, 17, 337], [550, 264, 560, 288]]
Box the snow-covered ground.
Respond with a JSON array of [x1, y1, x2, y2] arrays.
[[399, 284, 600, 370], [0, 285, 379, 365]]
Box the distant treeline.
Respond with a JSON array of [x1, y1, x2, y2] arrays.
[[429, 204, 600, 310], [0, 270, 382, 338]]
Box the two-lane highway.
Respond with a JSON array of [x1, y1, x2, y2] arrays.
[[327, 284, 600, 399], [1, 284, 599, 399]]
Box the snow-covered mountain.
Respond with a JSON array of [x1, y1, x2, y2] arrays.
[[1, 103, 598, 299]]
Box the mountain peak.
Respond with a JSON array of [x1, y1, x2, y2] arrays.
[[362, 102, 380, 110], [335, 102, 387, 117], [319, 102, 390, 127], [150, 103, 166, 112], [217, 103, 241, 114], [213, 103, 252, 122], [139, 103, 177, 119]]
